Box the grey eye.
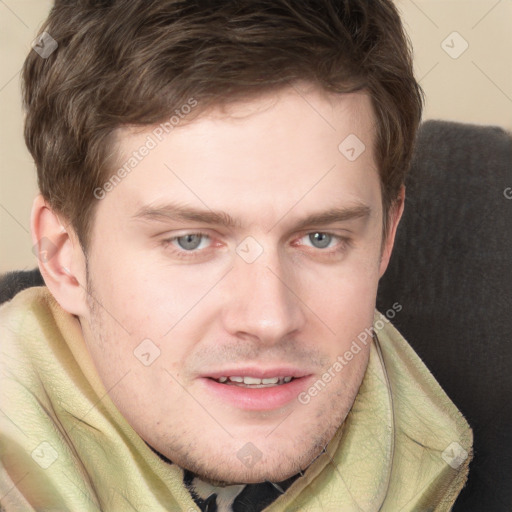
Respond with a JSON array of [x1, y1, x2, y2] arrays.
[[176, 234, 204, 250], [309, 232, 332, 249]]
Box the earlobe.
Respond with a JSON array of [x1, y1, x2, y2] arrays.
[[30, 194, 88, 316], [378, 185, 405, 278]]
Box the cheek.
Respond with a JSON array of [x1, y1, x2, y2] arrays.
[[299, 252, 381, 348], [317, 278, 378, 347], [87, 244, 172, 328]]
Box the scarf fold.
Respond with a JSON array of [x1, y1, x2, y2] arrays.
[[0, 288, 472, 511]]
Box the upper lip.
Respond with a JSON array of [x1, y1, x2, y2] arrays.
[[202, 367, 312, 379]]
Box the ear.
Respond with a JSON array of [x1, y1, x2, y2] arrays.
[[378, 185, 405, 278], [30, 194, 88, 316]]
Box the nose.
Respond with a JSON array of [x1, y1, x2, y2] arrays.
[[221, 245, 307, 345]]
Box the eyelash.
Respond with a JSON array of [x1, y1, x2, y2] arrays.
[[161, 231, 351, 260]]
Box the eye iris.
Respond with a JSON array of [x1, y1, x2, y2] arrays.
[[177, 234, 203, 250], [309, 232, 331, 249]]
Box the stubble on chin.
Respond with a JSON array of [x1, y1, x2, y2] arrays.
[[163, 366, 366, 487]]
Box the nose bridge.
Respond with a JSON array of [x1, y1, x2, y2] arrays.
[[223, 239, 305, 342]]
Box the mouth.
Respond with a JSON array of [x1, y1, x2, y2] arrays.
[[209, 375, 295, 388], [199, 368, 313, 411]]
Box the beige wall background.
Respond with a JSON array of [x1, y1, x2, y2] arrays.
[[1, 0, 511, 273]]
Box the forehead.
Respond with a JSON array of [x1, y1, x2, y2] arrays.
[[99, 86, 381, 231]]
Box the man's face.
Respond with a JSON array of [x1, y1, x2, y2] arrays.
[[79, 85, 389, 484]]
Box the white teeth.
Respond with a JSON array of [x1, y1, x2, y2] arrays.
[[243, 376, 262, 385], [214, 376, 295, 385]]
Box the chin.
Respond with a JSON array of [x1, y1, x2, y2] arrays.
[[194, 463, 301, 486], [182, 436, 327, 486]]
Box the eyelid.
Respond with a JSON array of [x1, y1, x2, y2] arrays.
[[293, 231, 351, 251], [162, 231, 214, 255], [304, 232, 340, 242]]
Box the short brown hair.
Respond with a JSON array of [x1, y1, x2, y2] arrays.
[[23, 0, 423, 251]]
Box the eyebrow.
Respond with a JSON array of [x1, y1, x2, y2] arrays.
[[131, 202, 371, 232]]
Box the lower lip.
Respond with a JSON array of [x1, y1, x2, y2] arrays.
[[200, 376, 313, 411]]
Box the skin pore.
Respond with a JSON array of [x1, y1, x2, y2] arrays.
[[32, 83, 404, 486]]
